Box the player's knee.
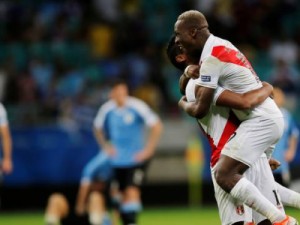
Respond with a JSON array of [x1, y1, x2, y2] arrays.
[[47, 193, 69, 217], [87, 191, 106, 213], [214, 168, 233, 192]]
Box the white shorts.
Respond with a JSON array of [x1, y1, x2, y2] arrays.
[[221, 117, 284, 166], [212, 155, 285, 225]]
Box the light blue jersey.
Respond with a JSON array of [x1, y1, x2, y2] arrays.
[[94, 97, 159, 167], [273, 108, 299, 174]]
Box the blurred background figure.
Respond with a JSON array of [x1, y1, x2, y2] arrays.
[[93, 79, 162, 225], [0, 102, 13, 182], [45, 191, 111, 225], [272, 87, 299, 187]]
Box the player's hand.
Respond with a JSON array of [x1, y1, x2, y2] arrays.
[[178, 96, 187, 108], [135, 148, 154, 162], [104, 143, 116, 157], [269, 158, 281, 171], [1, 158, 13, 174], [184, 65, 200, 79], [261, 82, 273, 99]]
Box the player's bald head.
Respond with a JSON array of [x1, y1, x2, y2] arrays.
[[177, 10, 208, 30]]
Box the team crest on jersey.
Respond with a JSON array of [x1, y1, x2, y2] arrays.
[[123, 113, 134, 124], [236, 205, 245, 215], [201, 75, 211, 82]]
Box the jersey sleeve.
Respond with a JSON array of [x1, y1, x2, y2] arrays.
[[0, 103, 8, 126], [212, 86, 226, 105], [93, 103, 110, 129], [131, 98, 159, 127], [195, 56, 222, 89]]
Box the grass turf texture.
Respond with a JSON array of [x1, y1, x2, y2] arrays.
[[0, 207, 299, 225]]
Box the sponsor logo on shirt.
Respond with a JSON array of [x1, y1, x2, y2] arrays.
[[201, 75, 211, 82]]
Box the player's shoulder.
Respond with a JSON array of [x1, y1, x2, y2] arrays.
[[127, 96, 148, 108], [98, 100, 116, 114]]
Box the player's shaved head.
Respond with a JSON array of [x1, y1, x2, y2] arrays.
[[174, 10, 210, 61], [177, 10, 208, 30]]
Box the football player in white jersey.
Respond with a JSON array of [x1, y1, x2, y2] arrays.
[[173, 10, 298, 225], [0, 103, 13, 178], [166, 37, 300, 225]]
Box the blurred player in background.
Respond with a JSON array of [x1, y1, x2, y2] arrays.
[[0, 103, 13, 177], [45, 151, 112, 225], [0, 103, 13, 209], [173, 10, 298, 225], [93, 79, 163, 225], [45, 191, 111, 225], [272, 87, 299, 187], [76, 150, 121, 225]]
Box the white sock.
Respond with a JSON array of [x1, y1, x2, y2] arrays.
[[276, 182, 300, 208], [230, 177, 286, 223], [45, 214, 60, 225], [89, 212, 104, 225]]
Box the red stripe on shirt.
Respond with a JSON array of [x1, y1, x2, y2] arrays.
[[211, 46, 257, 76], [206, 110, 240, 167]]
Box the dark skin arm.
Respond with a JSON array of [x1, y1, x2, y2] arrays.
[[179, 63, 272, 112], [179, 82, 272, 116], [216, 82, 273, 110], [179, 85, 215, 119]]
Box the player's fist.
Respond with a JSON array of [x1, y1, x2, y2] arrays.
[[269, 158, 281, 171], [1, 158, 13, 174], [184, 65, 200, 79]]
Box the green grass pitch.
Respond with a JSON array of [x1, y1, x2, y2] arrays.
[[0, 207, 299, 225]]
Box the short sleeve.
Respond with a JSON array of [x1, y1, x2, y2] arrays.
[[0, 103, 8, 126], [130, 98, 159, 127], [195, 56, 221, 89], [93, 102, 112, 129], [212, 87, 226, 105]]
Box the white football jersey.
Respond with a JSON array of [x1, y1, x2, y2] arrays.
[[195, 34, 282, 121], [186, 79, 239, 167]]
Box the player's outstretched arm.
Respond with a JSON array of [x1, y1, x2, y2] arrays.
[[216, 82, 273, 110]]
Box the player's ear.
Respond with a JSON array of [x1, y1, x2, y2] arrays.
[[190, 27, 198, 38]]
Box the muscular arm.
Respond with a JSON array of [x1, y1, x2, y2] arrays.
[[178, 85, 215, 119], [179, 75, 190, 95], [216, 82, 273, 110], [179, 82, 273, 117]]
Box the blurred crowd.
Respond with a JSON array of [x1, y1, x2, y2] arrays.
[[0, 0, 299, 127]]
